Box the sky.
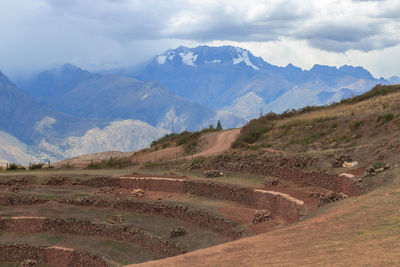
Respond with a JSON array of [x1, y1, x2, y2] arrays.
[[0, 0, 399, 79]]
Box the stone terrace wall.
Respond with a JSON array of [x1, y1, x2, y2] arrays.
[[0, 244, 112, 267], [0, 217, 184, 257], [60, 197, 243, 239], [192, 155, 362, 196], [118, 177, 303, 222], [0, 194, 48, 206], [182, 180, 302, 222], [45, 175, 304, 223], [119, 177, 184, 192]]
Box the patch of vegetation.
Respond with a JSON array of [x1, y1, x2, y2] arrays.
[[29, 163, 44, 170], [151, 124, 223, 154], [87, 157, 132, 169], [377, 113, 395, 124], [233, 115, 274, 147], [338, 84, 400, 105], [6, 163, 25, 171], [233, 85, 400, 148], [349, 120, 364, 131], [313, 116, 337, 123]]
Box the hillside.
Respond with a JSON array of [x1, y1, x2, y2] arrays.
[[125, 84, 400, 266]]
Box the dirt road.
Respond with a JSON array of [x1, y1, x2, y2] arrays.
[[191, 128, 240, 158]]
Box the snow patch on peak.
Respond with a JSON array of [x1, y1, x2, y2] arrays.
[[233, 48, 259, 70], [157, 51, 176, 64], [179, 51, 198, 67], [157, 55, 167, 64]]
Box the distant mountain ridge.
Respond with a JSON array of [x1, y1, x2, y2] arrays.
[[0, 70, 171, 164], [115, 45, 394, 118], [21, 64, 245, 132]]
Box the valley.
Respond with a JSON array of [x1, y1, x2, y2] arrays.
[[1, 84, 400, 265]]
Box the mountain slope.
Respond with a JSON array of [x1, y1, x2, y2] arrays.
[[0, 70, 170, 164], [21, 65, 245, 131], [0, 70, 104, 145]]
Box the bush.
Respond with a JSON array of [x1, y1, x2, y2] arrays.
[[87, 161, 101, 169], [29, 163, 43, 170], [6, 163, 24, 171], [377, 113, 395, 124]]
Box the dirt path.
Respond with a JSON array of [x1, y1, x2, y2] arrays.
[[191, 128, 240, 158]]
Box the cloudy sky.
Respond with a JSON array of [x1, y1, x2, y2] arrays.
[[0, 0, 399, 78]]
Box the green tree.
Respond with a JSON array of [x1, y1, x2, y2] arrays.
[[216, 120, 223, 131]]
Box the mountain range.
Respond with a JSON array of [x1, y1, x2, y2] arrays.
[[1, 45, 399, 164], [116, 45, 395, 118]]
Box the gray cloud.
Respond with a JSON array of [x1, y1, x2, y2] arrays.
[[0, 0, 399, 77]]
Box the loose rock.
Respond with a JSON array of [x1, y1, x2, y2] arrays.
[[203, 170, 223, 178], [252, 209, 271, 224], [131, 189, 145, 197], [264, 177, 279, 187], [19, 259, 38, 267], [170, 227, 186, 238]]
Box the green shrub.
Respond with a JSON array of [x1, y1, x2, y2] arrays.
[[377, 113, 395, 124], [349, 120, 364, 130], [29, 163, 43, 170], [87, 161, 101, 169], [6, 163, 24, 171]]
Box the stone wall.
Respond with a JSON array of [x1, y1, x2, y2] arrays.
[[182, 180, 302, 222], [0, 216, 184, 257], [0, 244, 113, 267], [45, 175, 304, 223], [59, 197, 243, 239], [191, 155, 362, 196], [0, 194, 48, 206]]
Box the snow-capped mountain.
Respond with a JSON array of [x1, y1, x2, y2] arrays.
[[118, 45, 397, 118]]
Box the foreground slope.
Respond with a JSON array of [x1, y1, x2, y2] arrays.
[[133, 169, 400, 266]]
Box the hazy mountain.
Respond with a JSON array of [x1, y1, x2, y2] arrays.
[[21, 65, 245, 132], [0, 70, 172, 164], [116, 45, 394, 118]]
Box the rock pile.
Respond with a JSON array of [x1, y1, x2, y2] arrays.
[[203, 170, 223, 178], [365, 163, 390, 176], [96, 187, 115, 194], [46, 176, 67, 185], [252, 209, 271, 224], [170, 227, 186, 238], [108, 215, 125, 224], [19, 259, 38, 267], [131, 189, 145, 197], [315, 190, 348, 207], [8, 184, 24, 193], [264, 177, 279, 187], [331, 155, 352, 168]]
